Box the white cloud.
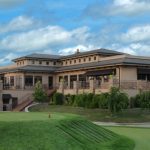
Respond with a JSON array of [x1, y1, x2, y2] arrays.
[[58, 45, 96, 55], [84, 0, 150, 18], [112, 0, 150, 16], [0, 16, 35, 34], [121, 25, 150, 43], [0, 25, 90, 52], [0, 53, 18, 64]]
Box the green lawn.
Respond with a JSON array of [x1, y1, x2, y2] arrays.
[[29, 104, 150, 123], [0, 112, 134, 150], [105, 127, 150, 150]]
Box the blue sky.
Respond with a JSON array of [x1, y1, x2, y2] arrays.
[[0, 0, 150, 65]]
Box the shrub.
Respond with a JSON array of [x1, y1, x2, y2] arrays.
[[53, 92, 64, 105], [85, 93, 94, 108], [74, 94, 87, 107], [91, 94, 100, 108], [108, 87, 129, 113], [98, 93, 109, 109], [65, 94, 75, 105], [130, 94, 141, 108], [139, 91, 150, 109], [33, 81, 48, 102]]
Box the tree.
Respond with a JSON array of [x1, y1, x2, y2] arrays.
[[108, 87, 129, 113], [33, 81, 48, 102]]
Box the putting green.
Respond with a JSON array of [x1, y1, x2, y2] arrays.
[[105, 126, 150, 150]]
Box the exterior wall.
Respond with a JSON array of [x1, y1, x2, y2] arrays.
[[2, 90, 33, 104], [62, 54, 102, 66], [16, 59, 61, 67], [120, 66, 137, 81]]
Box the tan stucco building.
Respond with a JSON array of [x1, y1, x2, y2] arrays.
[[0, 48, 150, 111]]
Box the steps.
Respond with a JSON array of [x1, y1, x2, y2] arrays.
[[13, 95, 33, 112], [47, 89, 56, 97]]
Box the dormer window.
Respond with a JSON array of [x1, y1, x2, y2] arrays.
[[46, 61, 49, 65], [32, 60, 35, 64], [53, 62, 56, 65]]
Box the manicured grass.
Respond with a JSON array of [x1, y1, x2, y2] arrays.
[[0, 112, 134, 150], [105, 127, 150, 150], [29, 104, 150, 123]]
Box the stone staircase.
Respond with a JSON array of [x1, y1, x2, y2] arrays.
[[13, 94, 33, 112]]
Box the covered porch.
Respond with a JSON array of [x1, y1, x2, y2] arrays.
[[1, 73, 54, 90]]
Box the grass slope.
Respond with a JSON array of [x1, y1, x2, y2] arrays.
[[0, 112, 134, 150], [29, 104, 150, 123], [106, 127, 150, 150]]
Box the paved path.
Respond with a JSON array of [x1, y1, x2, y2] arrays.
[[24, 103, 39, 112], [94, 121, 150, 128]]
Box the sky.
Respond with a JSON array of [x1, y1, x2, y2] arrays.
[[0, 0, 150, 65]]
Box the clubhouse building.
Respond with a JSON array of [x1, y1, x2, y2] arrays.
[[0, 48, 150, 111]]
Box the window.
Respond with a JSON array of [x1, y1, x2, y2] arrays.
[[46, 61, 49, 65], [79, 59, 81, 63], [39, 61, 42, 64], [25, 76, 33, 86], [94, 56, 97, 60], [89, 57, 91, 61], [34, 76, 42, 84], [59, 76, 63, 82], [70, 60, 72, 64], [22, 61, 24, 65], [53, 62, 56, 65], [104, 76, 109, 82], [84, 58, 86, 62], [10, 76, 14, 86], [66, 61, 67, 65], [74, 60, 76, 63], [137, 74, 147, 80]]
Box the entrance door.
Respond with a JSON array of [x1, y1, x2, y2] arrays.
[[48, 76, 53, 89]]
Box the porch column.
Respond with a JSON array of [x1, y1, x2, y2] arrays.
[[68, 75, 70, 89], [0, 80, 3, 90], [89, 79, 95, 93], [0, 93, 2, 111], [59, 81, 64, 94], [73, 81, 78, 94], [14, 76, 17, 89], [33, 75, 35, 86], [22, 74, 25, 89]]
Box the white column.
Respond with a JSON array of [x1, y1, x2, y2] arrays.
[[68, 75, 70, 89], [33, 75, 35, 86], [22, 74, 25, 89]]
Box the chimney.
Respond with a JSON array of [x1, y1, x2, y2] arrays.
[[76, 49, 80, 54]]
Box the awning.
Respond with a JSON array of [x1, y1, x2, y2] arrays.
[[84, 69, 116, 76], [137, 68, 150, 74], [2, 94, 12, 99]]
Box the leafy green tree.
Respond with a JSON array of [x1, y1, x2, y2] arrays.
[[33, 81, 48, 102], [108, 87, 129, 113]]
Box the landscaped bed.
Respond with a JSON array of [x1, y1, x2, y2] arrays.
[[29, 104, 150, 123], [0, 112, 134, 150]]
